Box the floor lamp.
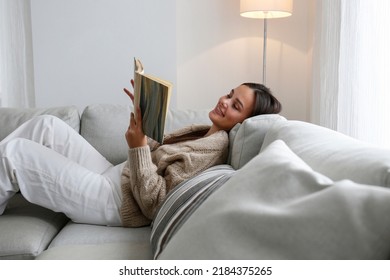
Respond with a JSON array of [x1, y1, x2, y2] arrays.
[[240, 0, 293, 85]]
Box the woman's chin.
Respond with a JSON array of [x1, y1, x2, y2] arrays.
[[209, 111, 220, 123]]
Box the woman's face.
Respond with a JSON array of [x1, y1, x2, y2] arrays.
[[209, 85, 255, 131]]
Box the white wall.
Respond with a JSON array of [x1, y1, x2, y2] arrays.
[[31, 0, 313, 121], [31, 0, 177, 110]]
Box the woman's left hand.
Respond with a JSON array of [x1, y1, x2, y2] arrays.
[[125, 106, 147, 148]]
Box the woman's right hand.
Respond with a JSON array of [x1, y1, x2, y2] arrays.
[[123, 79, 135, 104], [125, 106, 147, 148]]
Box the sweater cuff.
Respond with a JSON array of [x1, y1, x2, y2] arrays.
[[128, 146, 153, 171]]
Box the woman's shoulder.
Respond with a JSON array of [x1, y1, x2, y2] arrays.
[[204, 129, 229, 146], [187, 128, 228, 151], [162, 125, 228, 150]]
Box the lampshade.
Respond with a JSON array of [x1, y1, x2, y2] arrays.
[[240, 0, 293, 19]]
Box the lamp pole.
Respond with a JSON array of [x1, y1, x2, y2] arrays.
[[263, 17, 268, 85], [240, 0, 293, 86]]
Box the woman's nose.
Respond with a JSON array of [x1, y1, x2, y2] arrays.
[[220, 98, 229, 107]]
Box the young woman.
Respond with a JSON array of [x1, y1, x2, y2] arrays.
[[0, 82, 281, 227]]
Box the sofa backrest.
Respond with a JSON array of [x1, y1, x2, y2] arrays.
[[262, 120, 390, 188], [80, 104, 212, 165], [0, 104, 285, 168], [80, 104, 285, 166], [0, 106, 80, 142]]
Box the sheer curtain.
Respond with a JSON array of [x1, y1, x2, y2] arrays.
[[311, 0, 390, 148], [0, 0, 35, 108]]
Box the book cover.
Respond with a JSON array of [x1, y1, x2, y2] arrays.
[[133, 58, 172, 143]]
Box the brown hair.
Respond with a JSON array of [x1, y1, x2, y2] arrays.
[[242, 82, 282, 116]]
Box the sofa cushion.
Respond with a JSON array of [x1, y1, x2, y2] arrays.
[[39, 222, 153, 260], [0, 194, 69, 260], [0, 106, 80, 141], [80, 104, 131, 165], [262, 120, 390, 188], [48, 221, 151, 248], [36, 242, 152, 260], [158, 140, 390, 259], [229, 114, 286, 169]]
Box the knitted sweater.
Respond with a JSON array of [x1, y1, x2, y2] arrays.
[[120, 125, 229, 227]]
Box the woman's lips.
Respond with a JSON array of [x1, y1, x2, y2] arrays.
[[213, 105, 224, 117]]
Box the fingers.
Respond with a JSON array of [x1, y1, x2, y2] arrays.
[[123, 87, 133, 98], [126, 108, 147, 148], [123, 88, 135, 103], [123, 87, 131, 96], [124, 79, 135, 104], [135, 106, 142, 126], [129, 107, 142, 128], [130, 112, 135, 126]]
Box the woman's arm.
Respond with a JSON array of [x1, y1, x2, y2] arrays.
[[120, 145, 168, 227]]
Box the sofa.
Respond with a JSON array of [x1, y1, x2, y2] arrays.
[[0, 104, 389, 260]]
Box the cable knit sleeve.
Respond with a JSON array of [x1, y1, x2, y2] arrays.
[[120, 146, 167, 227]]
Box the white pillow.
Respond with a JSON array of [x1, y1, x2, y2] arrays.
[[158, 140, 390, 259], [262, 120, 390, 188], [229, 114, 286, 169]]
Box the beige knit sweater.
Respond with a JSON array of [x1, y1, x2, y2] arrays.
[[120, 125, 229, 227]]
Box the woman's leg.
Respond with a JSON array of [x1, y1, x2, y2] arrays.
[[0, 115, 124, 225], [0, 138, 123, 226], [0, 115, 113, 173]]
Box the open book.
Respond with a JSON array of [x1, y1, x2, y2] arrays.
[[133, 58, 172, 143]]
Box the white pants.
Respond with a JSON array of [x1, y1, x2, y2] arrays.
[[0, 115, 125, 226]]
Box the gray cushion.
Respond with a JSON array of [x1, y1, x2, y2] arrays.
[[80, 104, 131, 165], [0, 194, 69, 260], [229, 114, 286, 169], [0, 106, 80, 141], [43, 221, 153, 260]]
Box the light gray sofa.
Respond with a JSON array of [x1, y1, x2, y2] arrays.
[[1, 104, 390, 260]]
